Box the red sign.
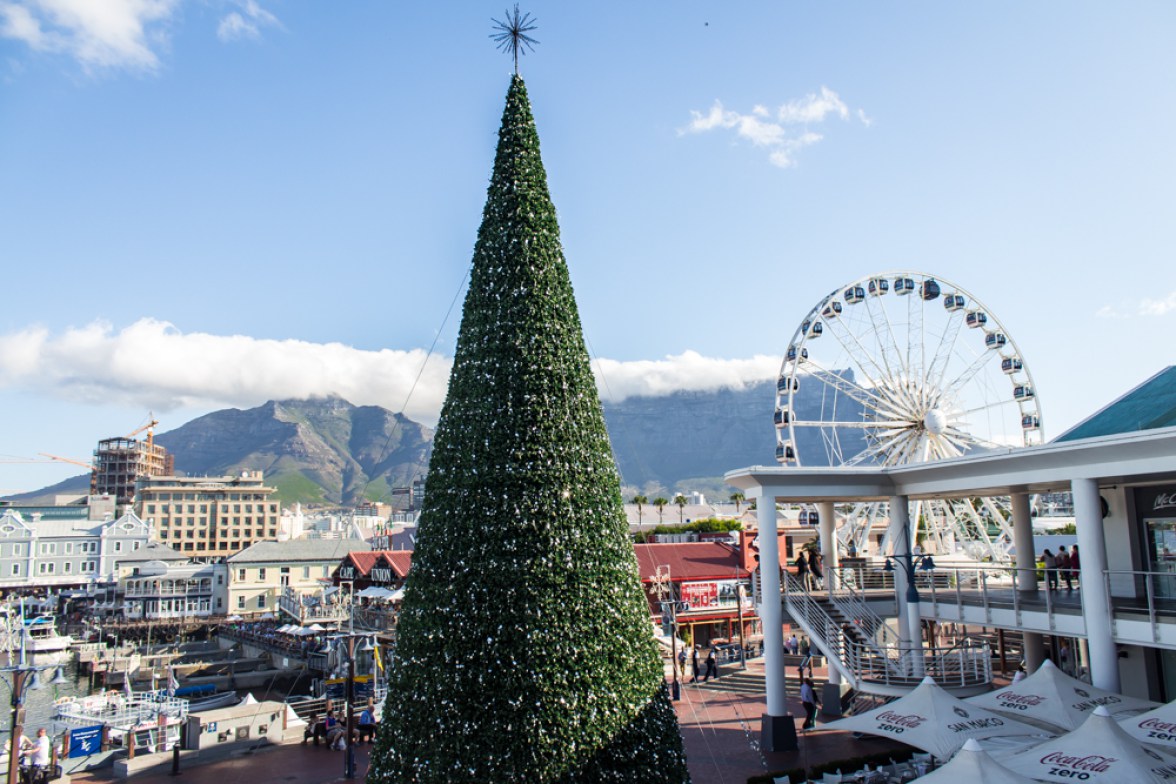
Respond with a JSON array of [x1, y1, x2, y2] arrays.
[[681, 582, 718, 609]]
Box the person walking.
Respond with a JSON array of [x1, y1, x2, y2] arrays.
[[800, 678, 820, 730], [1070, 544, 1081, 587], [690, 646, 700, 683], [795, 550, 810, 591], [704, 648, 718, 682], [787, 633, 799, 655], [677, 646, 687, 679], [1058, 546, 1073, 590], [810, 551, 824, 590], [1043, 549, 1058, 591]]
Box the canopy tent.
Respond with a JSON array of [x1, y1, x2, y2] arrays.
[[277, 624, 296, 634], [967, 659, 1158, 732], [258, 612, 275, 620], [306, 623, 326, 632], [357, 586, 396, 600], [826, 677, 1048, 759], [914, 739, 1037, 784], [390, 587, 406, 601], [1119, 698, 1176, 752], [1000, 706, 1176, 782], [226, 615, 244, 621]]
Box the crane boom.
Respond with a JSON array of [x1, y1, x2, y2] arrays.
[[38, 452, 96, 471]]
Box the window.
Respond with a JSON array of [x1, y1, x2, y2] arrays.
[[38, 563, 55, 574], [258, 568, 266, 581], [11, 564, 18, 576], [133, 541, 141, 550], [257, 595, 265, 609], [65, 543, 73, 554], [238, 568, 246, 581], [64, 562, 72, 573], [216, 598, 223, 609], [114, 542, 122, 552], [12, 544, 20, 556], [237, 596, 245, 609], [302, 566, 310, 579], [39, 543, 56, 555]]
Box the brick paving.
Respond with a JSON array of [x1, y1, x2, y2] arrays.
[[70, 660, 907, 784]]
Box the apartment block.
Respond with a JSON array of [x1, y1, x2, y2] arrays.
[[136, 471, 280, 559]]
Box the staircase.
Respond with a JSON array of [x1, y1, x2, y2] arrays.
[[779, 571, 992, 697]]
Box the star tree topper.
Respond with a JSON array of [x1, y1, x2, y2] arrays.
[[491, 4, 539, 74]]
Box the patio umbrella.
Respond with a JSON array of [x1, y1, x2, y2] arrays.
[[1000, 706, 1176, 782], [357, 586, 396, 599], [968, 659, 1158, 732], [1119, 699, 1176, 752], [307, 623, 326, 632], [826, 677, 1048, 759], [915, 739, 1037, 784], [390, 587, 406, 601]]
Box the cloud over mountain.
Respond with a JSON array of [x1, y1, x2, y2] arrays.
[[0, 319, 781, 426]]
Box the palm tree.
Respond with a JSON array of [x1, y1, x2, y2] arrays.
[[632, 495, 647, 528], [652, 497, 669, 523], [730, 492, 745, 514], [673, 494, 687, 523]]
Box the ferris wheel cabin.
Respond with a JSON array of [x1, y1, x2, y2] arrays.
[[985, 331, 1008, 350], [1002, 357, 1024, 374], [774, 407, 791, 427], [775, 443, 797, 463], [943, 293, 966, 311], [802, 320, 823, 338], [868, 278, 890, 296], [777, 376, 799, 394], [966, 311, 988, 328], [921, 279, 941, 300], [821, 301, 843, 318], [786, 345, 808, 362], [1021, 414, 1041, 430], [893, 276, 916, 295], [845, 286, 866, 304], [1014, 384, 1035, 401]]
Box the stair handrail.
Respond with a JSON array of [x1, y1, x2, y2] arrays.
[[828, 562, 902, 651]]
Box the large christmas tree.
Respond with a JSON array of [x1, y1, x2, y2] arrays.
[[368, 76, 690, 783]]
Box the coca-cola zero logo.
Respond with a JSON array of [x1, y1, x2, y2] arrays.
[[877, 711, 924, 729], [1040, 752, 1117, 773]]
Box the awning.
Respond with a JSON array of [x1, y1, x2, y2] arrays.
[[827, 677, 1049, 759], [915, 739, 1037, 784], [999, 706, 1176, 782]]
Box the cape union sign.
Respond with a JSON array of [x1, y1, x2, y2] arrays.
[[875, 711, 925, 733]]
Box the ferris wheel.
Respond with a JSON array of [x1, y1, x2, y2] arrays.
[[774, 271, 1044, 560]]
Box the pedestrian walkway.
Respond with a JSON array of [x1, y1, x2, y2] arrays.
[[70, 661, 905, 784]]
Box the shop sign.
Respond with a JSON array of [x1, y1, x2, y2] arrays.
[[1137, 487, 1176, 519]]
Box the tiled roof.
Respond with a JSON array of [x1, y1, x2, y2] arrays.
[[633, 542, 748, 582], [339, 550, 414, 578], [228, 537, 371, 563]]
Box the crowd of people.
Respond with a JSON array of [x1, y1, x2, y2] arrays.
[[1040, 544, 1080, 591], [303, 703, 379, 750]]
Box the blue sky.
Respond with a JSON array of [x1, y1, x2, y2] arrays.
[[2, 1, 1175, 494]]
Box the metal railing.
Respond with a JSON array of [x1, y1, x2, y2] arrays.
[[1103, 568, 1176, 643], [920, 564, 1084, 631], [827, 567, 902, 651], [784, 571, 992, 691]]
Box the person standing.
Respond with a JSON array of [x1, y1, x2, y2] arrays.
[[794, 550, 810, 591], [1058, 546, 1073, 590], [800, 678, 820, 730], [704, 648, 718, 682], [788, 633, 799, 655], [1070, 544, 1081, 587], [690, 646, 701, 683], [677, 646, 687, 679], [1043, 549, 1058, 591]]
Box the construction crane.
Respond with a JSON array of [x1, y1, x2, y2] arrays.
[[37, 452, 96, 471], [126, 415, 159, 448]]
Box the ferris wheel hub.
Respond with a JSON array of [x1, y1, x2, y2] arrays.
[[924, 408, 948, 435]]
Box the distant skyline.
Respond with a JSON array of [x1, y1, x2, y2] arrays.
[[3, 2, 1175, 493]]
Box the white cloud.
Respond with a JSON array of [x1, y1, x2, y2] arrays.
[[217, 0, 280, 42], [0, 0, 178, 73], [681, 86, 868, 168], [0, 320, 781, 426], [1096, 289, 1176, 319]]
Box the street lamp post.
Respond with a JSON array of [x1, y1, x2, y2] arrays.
[[344, 635, 356, 780], [882, 551, 936, 678]]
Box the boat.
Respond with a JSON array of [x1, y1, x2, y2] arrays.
[[53, 688, 189, 755], [22, 614, 73, 652], [173, 683, 242, 712]]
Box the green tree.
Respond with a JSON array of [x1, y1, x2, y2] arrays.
[[370, 76, 689, 784], [730, 492, 744, 514], [632, 494, 648, 527], [673, 494, 687, 523], [653, 496, 669, 523]]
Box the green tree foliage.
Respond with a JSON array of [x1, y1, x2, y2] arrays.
[[652, 497, 669, 523], [672, 494, 687, 523], [632, 517, 743, 544], [632, 494, 648, 526], [369, 76, 689, 784]]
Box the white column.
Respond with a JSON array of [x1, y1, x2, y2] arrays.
[[1011, 492, 1044, 672], [1072, 477, 1119, 691], [818, 500, 841, 687], [887, 496, 911, 651], [754, 490, 788, 718]]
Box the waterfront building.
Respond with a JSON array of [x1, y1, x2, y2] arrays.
[[120, 558, 228, 619], [726, 364, 1176, 749], [334, 550, 413, 589], [0, 508, 153, 591], [227, 538, 370, 617], [136, 471, 280, 558], [633, 539, 757, 648]]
